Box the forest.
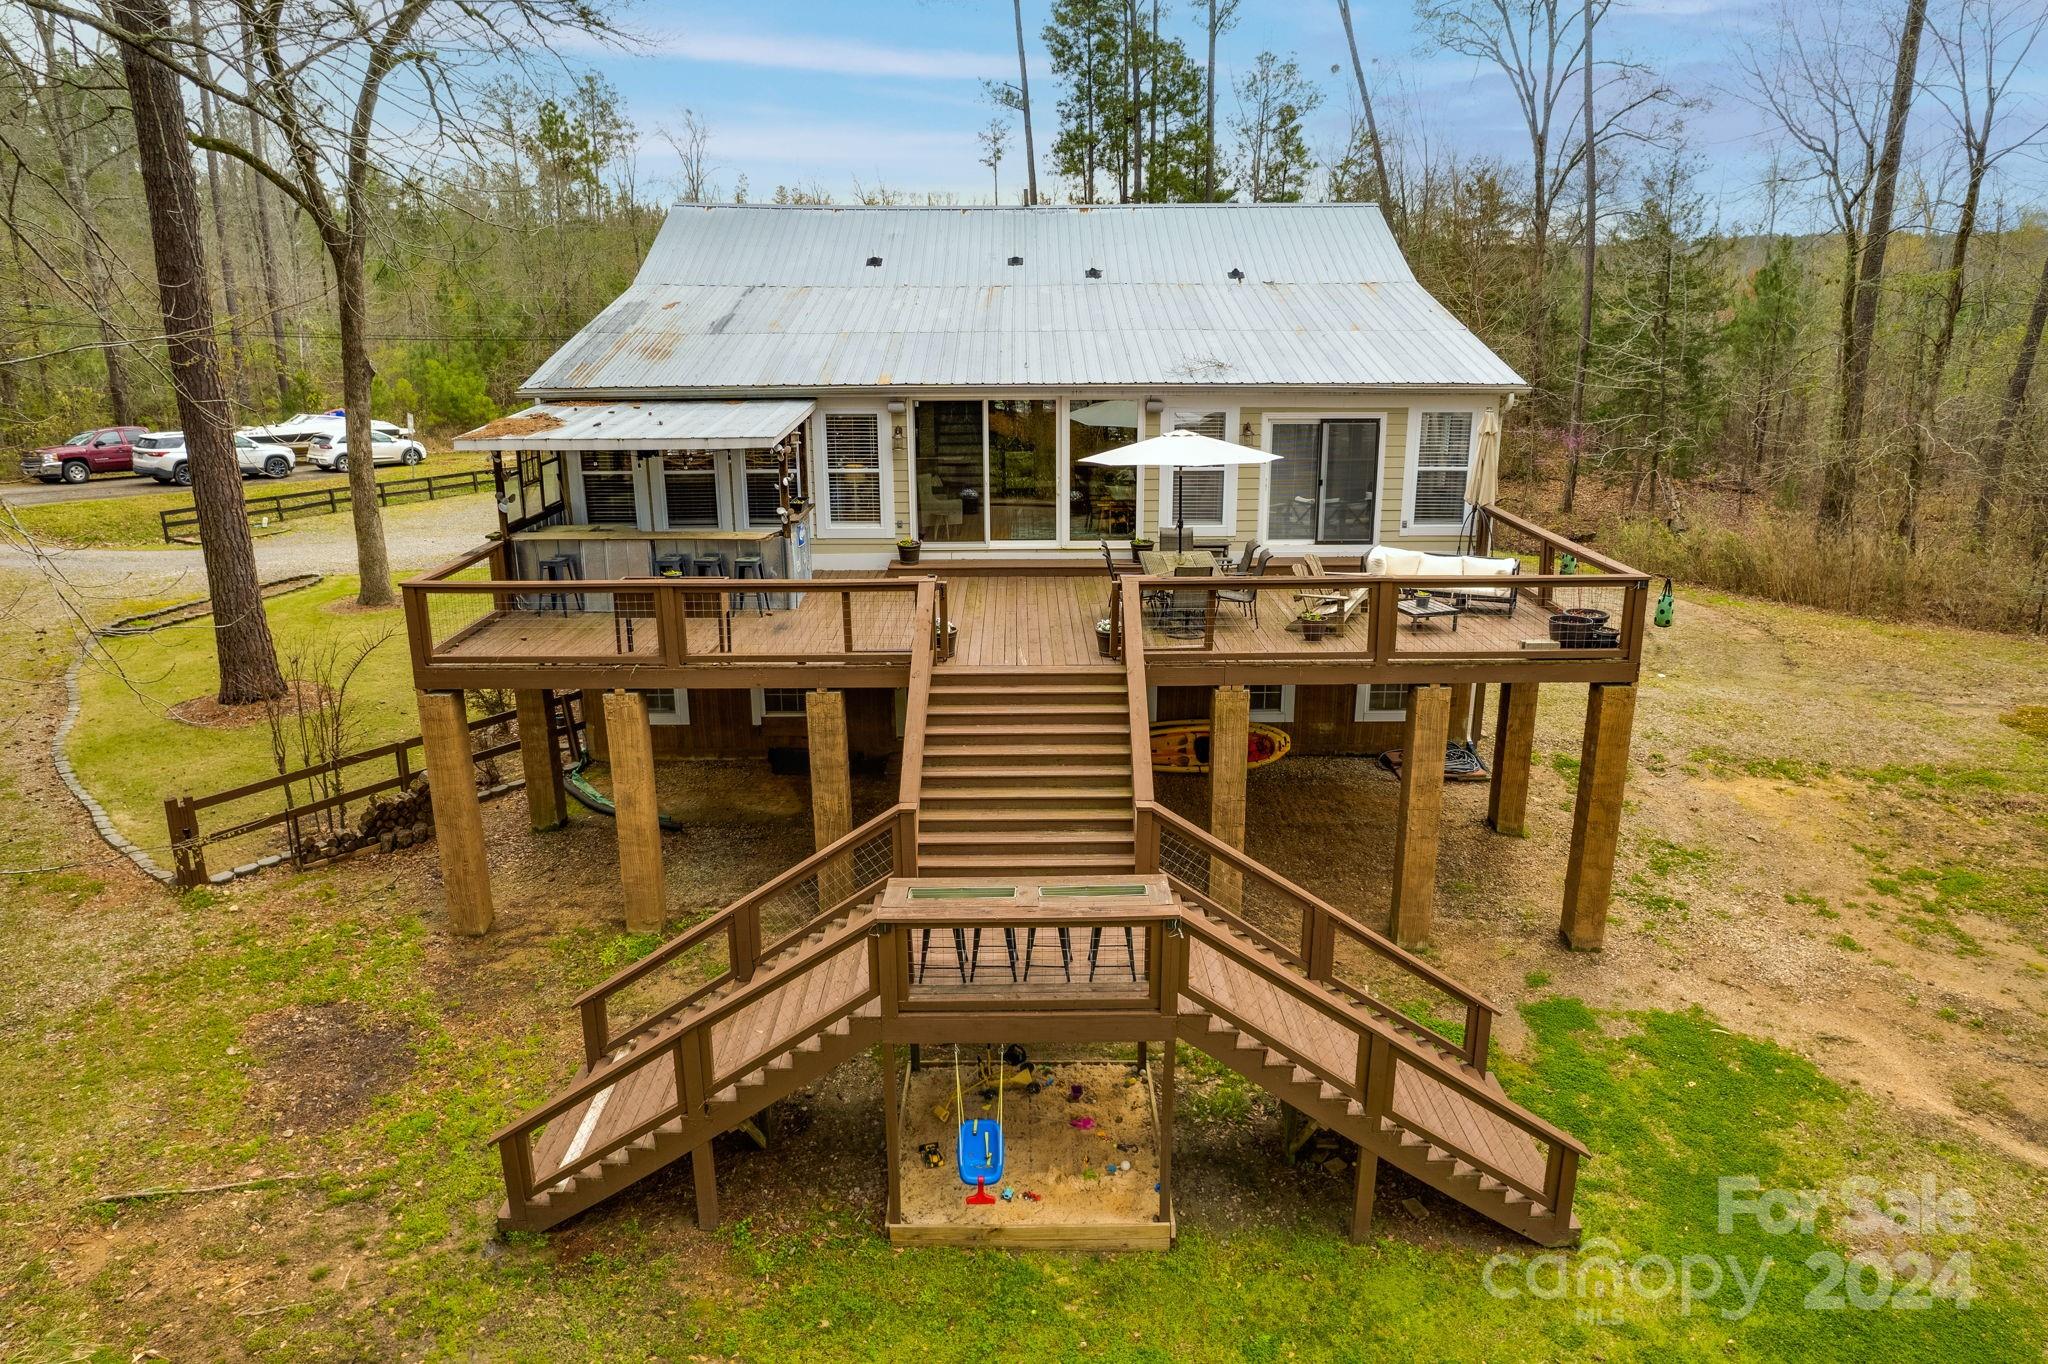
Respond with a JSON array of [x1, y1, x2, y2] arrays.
[[3, 0, 2046, 636]]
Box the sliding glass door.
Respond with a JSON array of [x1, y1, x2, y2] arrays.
[[914, 401, 982, 544], [987, 400, 1058, 541], [1264, 417, 1382, 544]]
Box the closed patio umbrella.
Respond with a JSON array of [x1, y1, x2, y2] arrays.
[[1078, 428, 1277, 551]]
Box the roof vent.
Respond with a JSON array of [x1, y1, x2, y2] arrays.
[[1227, 267, 1245, 281], [1085, 266, 1102, 279], [865, 256, 883, 267], [1008, 255, 1023, 266]]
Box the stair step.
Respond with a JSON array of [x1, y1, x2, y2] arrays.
[[921, 766, 1133, 784], [924, 723, 1131, 742], [916, 852, 1137, 872], [920, 789, 1134, 809], [922, 829, 1133, 848], [925, 704, 1130, 725], [918, 810, 1133, 833], [924, 746, 1127, 765]]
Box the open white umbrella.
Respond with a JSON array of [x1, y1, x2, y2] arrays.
[[1079, 428, 1277, 551]]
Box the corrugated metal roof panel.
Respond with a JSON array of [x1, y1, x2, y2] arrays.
[[523, 204, 1523, 393], [453, 398, 814, 450]]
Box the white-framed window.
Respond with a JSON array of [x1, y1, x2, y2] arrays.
[[1247, 684, 1294, 723], [574, 450, 642, 526], [642, 689, 691, 725], [1159, 407, 1236, 538], [1354, 683, 1409, 722], [818, 410, 888, 535], [656, 451, 722, 529], [1404, 410, 1477, 532], [750, 687, 809, 723]]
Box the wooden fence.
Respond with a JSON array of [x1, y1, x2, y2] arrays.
[[162, 698, 580, 888], [159, 466, 495, 543]]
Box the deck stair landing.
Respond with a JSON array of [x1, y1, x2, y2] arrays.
[[916, 667, 1137, 877]]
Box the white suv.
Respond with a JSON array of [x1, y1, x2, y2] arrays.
[[134, 431, 297, 485]]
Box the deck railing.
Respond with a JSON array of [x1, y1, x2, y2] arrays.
[[571, 803, 914, 1066], [401, 558, 928, 675], [1139, 802, 1499, 1071]]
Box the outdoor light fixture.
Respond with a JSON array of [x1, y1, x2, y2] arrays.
[[886, 398, 906, 413], [1144, 398, 1164, 414]]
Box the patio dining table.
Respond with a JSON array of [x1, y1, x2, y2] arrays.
[[1138, 549, 1219, 576]]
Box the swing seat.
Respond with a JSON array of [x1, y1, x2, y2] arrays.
[[958, 1117, 1005, 1188]]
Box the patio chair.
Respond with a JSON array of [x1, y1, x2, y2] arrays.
[[1320, 586, 1369, 634], [1215, 549, 1264, 621], [1165, 564, 1214, 639]]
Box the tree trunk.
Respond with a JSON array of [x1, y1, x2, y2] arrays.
[[1828, 0, 1928, 528], [1204, 1, 1218, 199], [1561, 0, 1596, 515], [1127, 0, 1143, 202], [1012, 0, 1039, 206], [32, 11, 133, 425], [109, 0, 283, 705], [188, 0, 247, 409], [1900, 158, 1987, 545], [1337, 0, 1394, 230], [1974, 248, 2048, 538], [334, 236, 395, 606]]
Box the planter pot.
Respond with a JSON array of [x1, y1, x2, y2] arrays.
[[1548, 606, 1612, 648], [897, 544, 921, 565], [1096, 622, 1116, 658], [1300, 621, 1329, 643], [1129, 544, 1154, 564]]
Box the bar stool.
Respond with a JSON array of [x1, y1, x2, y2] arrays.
[[732, 551, 770, 614], [651, 549, 690, 577], [690, 550, 730, 577], [536, 553, 582, 614], [1021, 927, 1074, 982], [1087, 926, 1139, 982]]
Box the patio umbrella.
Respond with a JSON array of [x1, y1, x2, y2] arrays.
[[1078, 428, 1277, 551], [1463, 409, 1502, 548]]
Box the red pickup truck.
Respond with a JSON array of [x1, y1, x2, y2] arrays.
[[19, 426, 149, 483]]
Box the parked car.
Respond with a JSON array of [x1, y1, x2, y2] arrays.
[[133, 431, 297, 485], [18, 426, 148, 483], [309, 430, 427, 472], [246, 412, 409, 453]]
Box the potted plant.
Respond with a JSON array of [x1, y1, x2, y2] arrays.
[[897, 537, 921, 565], [1297, 607, 1329, 643], [1129, 536, 1154, 564], [1095, 617, 1116, 658]]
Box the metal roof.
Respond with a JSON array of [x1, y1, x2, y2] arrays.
[[453, 399, 814, 451], [523, 204, 1525, 394]]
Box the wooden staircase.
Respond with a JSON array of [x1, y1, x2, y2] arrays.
[[915, 667, 1137, 877]]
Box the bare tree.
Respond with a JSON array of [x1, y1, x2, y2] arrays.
[[1977, 249, 2048, 536], [1560, 0, 1595, 511], [1416, 0, 1674, 412], [236, 9, 292, 415], [1899, 0, 2048, 544], [1204, 0, 1240, 200], [185, 0, 248, 408], [1335, 0, 1392, 221], [105, 0, 284, 703], [659, 109, 716, 203], [1010, 0, 1040, 204], [978, 116, 1011, 201]]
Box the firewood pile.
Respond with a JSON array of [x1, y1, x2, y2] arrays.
[[297, 776, 435, 862]]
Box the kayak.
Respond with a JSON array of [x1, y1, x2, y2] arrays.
[[1150, 721, 1292, 774]]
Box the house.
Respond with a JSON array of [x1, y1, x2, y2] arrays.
[[410, 203, 1644, 1249]]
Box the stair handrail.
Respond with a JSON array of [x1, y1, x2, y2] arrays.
[[1120, 577, 1156, 808], [494, 909, 886, 1208], [896, 578, 939, 810], [573, 803, 912, 1064], [1178, 910, 1585, 1219], [1138, 800, 1501, 1071]]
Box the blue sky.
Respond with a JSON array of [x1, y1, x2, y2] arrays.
[[567, 0, 2041, 229]]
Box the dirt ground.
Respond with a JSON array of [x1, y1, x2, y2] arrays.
[[896, 1060, 1163, 1226]]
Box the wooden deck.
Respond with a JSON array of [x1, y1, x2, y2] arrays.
[[943, 574, 1111, 669]]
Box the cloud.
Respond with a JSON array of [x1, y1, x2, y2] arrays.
[[615, 23, 1012, 82]]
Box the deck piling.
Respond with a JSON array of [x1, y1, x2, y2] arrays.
[[1561, 683, 1636, 950], [416, 688, 493, 936], [604, 690, 666, 933], [1207, 685, 1251, 910], [1487, 682, 1539, 837], [1388, 684, 1450, 947], [515, 689, 567, 832]]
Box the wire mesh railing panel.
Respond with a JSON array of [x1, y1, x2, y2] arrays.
[[754, 820, 895, 950], [604, 931, 735, 1049]]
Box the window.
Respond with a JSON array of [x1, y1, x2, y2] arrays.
[[1354, 683, 1409, 722], [742, 450, 789, 528], [642, 689, 690, 725], [661, 452, 720, 528], [1265, 422, 1320, 538], [751, 687, 809, 723], [821, 412, 885, 531], [578, 451, 639, 525], [1163, 409, 1233, 534], [1069, 399, 1140, 540], [1408, 411, 1475, 528], [1247, 684, 1294, 723]]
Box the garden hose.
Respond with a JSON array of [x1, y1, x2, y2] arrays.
[[563, 753, 685, 832]]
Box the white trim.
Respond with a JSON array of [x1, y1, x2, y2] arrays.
[[642, 688, 691, 726], [1257, 413, 1387, 548], [1247, 683, 1294, 723], [751, 686, 808, 724], [1353, 682, 1409, 723], [1157, 404, 1239, 539], [568, 449, 653, 530], [1402, 405, 1482, 534], [814, 406, 892, 538], [649, 450, 728, 532]]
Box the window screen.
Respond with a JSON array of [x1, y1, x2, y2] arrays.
[[579, 451, 638, 525], [1413, 413, 1475, 525], [823, 413, 884, 527], [744, 450, 787, 528], [1168, 410, 1227, 525], [662, 452, 719, 527]]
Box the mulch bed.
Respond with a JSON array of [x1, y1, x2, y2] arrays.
[[167, 678, 333, 730]]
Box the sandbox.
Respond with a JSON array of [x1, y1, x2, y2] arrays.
[[889, 1058, 1173, 1250]]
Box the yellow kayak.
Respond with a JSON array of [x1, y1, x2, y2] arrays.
[[1150, 721, 1292, 774]]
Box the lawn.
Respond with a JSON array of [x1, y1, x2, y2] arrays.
[[6, 450, 494, 548], [67, 575, 429, 864]]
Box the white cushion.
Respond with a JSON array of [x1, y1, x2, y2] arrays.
[[1365, 546, 1428, 576], [1459, 555, 1519, 598], [1417, 552, 1468, 576]]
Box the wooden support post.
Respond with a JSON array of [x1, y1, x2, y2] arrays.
[[1157, 1038, 1176, 1228], [1351, 1150, 1379, 1244], [1207, 684, 1251, 910], [882, 1042, 904, 1225], [807, 689, 853, 904], [1487, 682, 1539, 837], [1449, 684, 1474, 747], [1388, 683, 1450, 948], [514, 689, 566, 832], [691, 1143, 719, 1230], [162, 795, 207, 888], [1561, 683, 1637, 950], [580, 687, 609, 761], [604, 690, 665, 934], [415, 689, 493, 936]]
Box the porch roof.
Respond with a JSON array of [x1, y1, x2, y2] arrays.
[[454, 399, 815, 451]]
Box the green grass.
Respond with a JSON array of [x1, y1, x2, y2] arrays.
[[8, 451, 492, 548], [68, 575, 425, 856]]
